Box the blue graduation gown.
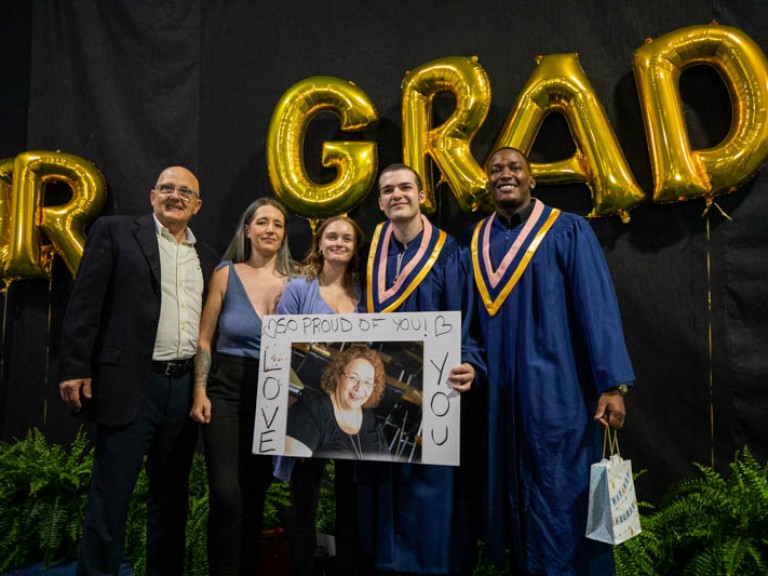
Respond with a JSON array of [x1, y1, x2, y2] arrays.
[[464, 207, 635, 575], [357, 226, 485, 574]]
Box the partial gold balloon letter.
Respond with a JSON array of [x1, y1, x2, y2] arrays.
[[0, 159, 13, 284], [492, 53, 645, 222], [634, 24, 768, 204], [267, 76, 378, 219], [2, 151, 107, 282], [402, 56, 492, 213]]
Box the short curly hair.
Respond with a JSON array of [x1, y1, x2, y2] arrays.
[[320, 345, 386, 409]]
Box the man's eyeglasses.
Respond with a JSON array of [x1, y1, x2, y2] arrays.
[[154, 184, 198, 201], [343, 372, 374, 390]]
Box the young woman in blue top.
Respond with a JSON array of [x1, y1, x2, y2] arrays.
[[275, 215, 369, 576], [278, 215, 364, 315], [190, 197, 292, 576]]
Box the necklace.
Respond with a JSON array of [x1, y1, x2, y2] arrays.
[[331, 396, 362, 432], [347, 432, 364, 460], [331, 395, 364, 459]]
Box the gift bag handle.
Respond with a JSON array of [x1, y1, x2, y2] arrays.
[[601, 423, 621, 459]]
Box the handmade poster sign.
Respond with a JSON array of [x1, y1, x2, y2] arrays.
[[252, 311, 462, 465]]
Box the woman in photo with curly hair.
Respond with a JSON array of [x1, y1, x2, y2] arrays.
[[285, 345, 387, 460]]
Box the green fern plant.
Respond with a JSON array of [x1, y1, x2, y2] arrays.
[[315, 460, 336, 536], [3, 429, 765, 576], [126, 452, 211, 576], [0, 427, 92, 571], [615, 447, 768, 576], [126, 452, 292, 576], [0, 429, 296, 575], [125, 464, 148, 576], [183, 452, 210, 576], [264, 477, 291, 531], [471, 541, 508, 575]]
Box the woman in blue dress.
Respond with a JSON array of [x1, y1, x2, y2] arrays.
[[275, 215, 370, 576], [190, 197, 292, 575]]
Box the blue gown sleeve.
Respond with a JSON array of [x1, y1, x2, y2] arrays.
[[565, 217, 635, 393], [445, 241, 487, 386]]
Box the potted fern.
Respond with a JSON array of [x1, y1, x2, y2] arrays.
[[0, 428, 92, 571], [0, 429, 294, 576], [615, 447, 768, 575]]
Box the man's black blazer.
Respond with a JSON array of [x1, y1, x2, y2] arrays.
[[58, 213, 207, 427]]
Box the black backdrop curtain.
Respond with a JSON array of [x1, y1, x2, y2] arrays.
[[1, 0, 767, 504]]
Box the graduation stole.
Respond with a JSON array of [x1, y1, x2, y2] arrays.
[[366, 215, 447, 312], [471, 201, 560, 316]]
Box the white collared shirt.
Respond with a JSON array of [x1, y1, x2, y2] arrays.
[[152, 215, 204, 361]]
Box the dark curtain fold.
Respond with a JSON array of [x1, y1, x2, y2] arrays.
[[28, 0, 202, 215]]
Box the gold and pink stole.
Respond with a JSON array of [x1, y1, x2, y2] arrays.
[[471, 201, 560, 317], [366, 215, 447, 312]]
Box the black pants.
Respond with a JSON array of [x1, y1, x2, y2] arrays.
[[203, 353, 275, 576], [77, 370, 197, 576], [289, 458, 369, 576]]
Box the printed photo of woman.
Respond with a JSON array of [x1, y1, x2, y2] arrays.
[[284, 345, 389, 461]]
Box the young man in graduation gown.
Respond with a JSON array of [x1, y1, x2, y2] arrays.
[[463, 147, 635, 575], [357, 163, 484, 575]]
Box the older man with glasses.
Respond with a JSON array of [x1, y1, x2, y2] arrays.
[[58, 166, 206, 576]]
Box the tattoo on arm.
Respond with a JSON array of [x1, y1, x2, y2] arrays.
[[194, 347, 212, 388]]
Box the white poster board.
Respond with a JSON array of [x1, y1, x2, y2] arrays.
[[252, 311, 461, 465]]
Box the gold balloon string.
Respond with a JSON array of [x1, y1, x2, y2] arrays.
[[0, 283, 9, 405], [435, 174, 446, 220], [42, 274, 54, 427], [701, 198, 734, 221], [703, 197, 734, 468], [705, 212, 715, 469]]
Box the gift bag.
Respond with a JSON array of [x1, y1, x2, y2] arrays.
[[585, 426, 641, 545]]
